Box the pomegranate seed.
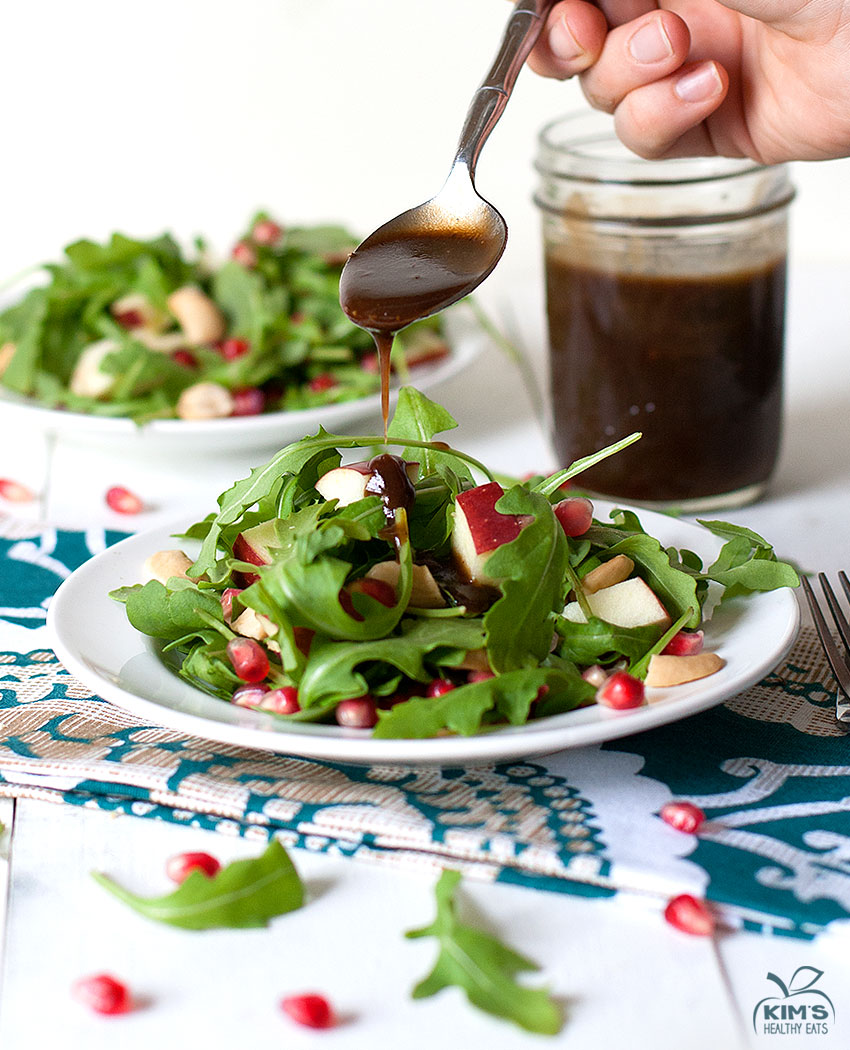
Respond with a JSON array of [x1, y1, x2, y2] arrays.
[[171, 349, 197, 369], [232, 683, 269, 707], [552, 497, 594, 537], [335, 696, 378, 728], [0, 478, 35, 503], [71, 974, 133, 1015], [226, 637, 270, 683], [426, 678, 455, 698], [293, 626, 314, 656], [662, 630, 705, 657], [582, 664, 609, 688], [308, 373, 337, 393], [252, 218, 282, 245], [280, 993, 336, 1030], [166, 851, 221, 883], [534, 683, 550, 703], [219, 337, 251, 360], [261, 686, 301, 714], [231, 387, 265, 416], [664, 894, 716, 936], [113, 308, 145, 330], [106, 486, 143, 515], [220, 587, 243, 622], [660, 801, 705, 834], [232, 240, 257, 267], [596, 670, 645, 709], [467, 669, 495, 683]]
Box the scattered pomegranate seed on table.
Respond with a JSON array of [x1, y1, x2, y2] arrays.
[[0, 478, 36, 503], [165, 851, 221, 883], [659, 801, 706, 834], [595, 670, 645, 709], [105, 486, 143, 515], [226, 637, 270, 683], [71, 973, 133, 1015], [280, 993, 337, 1029], [553, 497, 594, 537], [664, 894, 716, 936]]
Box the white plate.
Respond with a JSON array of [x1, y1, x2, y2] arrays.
[[0, 311, 483, 456], [48, 503, 800, 766]]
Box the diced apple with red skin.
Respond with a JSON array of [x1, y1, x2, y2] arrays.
[[451, 482, 530, 586], [315, 459, 419, 508], [562, 577, 671, 630], [366, 560, 445, 609], [232, 519, 282, 586]]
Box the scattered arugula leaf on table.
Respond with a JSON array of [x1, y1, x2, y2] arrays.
[[407, 870, 562, 1035], [92, 839, 303, 931]]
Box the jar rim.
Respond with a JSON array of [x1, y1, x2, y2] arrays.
[[537, 110, 776, 186]]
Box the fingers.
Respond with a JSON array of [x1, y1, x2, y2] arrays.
[[612, 62, 731, 158], [527, 1, 609, 79], [578, 10, 692, 112]]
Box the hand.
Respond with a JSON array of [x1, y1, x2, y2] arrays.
[[527, 1, 850, 163]]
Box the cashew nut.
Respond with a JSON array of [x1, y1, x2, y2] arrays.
[[645, 652, 726, 689], [143, 549, 194, 585], [167, 286, 226, 345], [582, 555, 635, 594], [177, 381, 234, 420], [69, 339, 120, 398]]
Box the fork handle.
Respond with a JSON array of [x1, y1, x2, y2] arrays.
[[453, 0, 558, 178]]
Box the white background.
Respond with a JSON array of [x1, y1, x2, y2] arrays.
[[2, 0, 849, 297]]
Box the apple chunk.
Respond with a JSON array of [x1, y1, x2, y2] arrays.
[[232, 518, 283, 585], [562, 577, 671, 629], [315, 461, 372, 506], [451, 482, 530, 586], [366, 560, 445, 609]]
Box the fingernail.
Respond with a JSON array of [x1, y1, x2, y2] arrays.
[[550, 15, 585, 62], [675, 62, 723, 103], [628, 19, 673, 64]]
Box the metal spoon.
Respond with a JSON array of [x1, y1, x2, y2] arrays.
[[339, 0, 557, 334]]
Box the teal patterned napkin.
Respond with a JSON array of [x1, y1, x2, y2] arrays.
[[1, 517, 847, 940]]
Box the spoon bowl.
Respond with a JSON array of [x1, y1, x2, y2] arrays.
[[339, 166, 507, 332], [340, 1, 555, 335]]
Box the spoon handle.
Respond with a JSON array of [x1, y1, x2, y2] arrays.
[[454, 0, 558, 178]]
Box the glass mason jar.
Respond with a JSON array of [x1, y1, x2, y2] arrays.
[[534, 110, 795, 510]]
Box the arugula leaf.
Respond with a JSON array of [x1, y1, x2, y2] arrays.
[[122, 581, 226, 641], [300, 617, 487, 711], [533, 433, 642, 497], [483, 488, 568, 672], [697, 519, 800, 598], [601, 533, 701, 629], [92, 839, 303, 930], [407, 870, 562, 1036], [374, 666, 591, 739], [554, 615, 664, 666], [388, 387, 473, 483]]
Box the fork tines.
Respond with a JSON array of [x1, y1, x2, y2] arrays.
[[802, 571, 850, 722]]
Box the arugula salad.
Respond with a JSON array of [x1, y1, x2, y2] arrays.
[[0, 214, 448, 423], [111, 388, 799, 739]]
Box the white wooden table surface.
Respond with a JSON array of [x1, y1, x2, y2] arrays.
[[1, 263, 848, 1049]]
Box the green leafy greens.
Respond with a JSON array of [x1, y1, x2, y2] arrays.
[[92, 839, 303, 930], [407, 870, 562, 1035]]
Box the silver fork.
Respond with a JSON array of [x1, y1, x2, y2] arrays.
[[801, 571, 850, 725]]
